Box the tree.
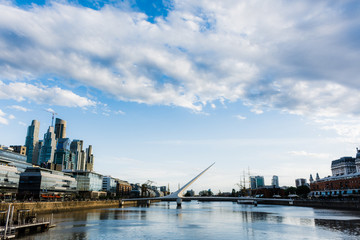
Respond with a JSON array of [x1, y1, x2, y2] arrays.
[[296, 185, 310, 198], [285, 187, 297, 196]]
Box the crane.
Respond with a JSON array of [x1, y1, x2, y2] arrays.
[[44, 108, 58, 127]]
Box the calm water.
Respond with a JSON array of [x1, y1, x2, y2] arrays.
[[20, 201, 360, 240]]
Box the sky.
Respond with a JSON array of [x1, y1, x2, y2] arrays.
[[1, 0, 360, 193]]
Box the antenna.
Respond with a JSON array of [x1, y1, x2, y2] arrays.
[[44, 109, 58, 127]]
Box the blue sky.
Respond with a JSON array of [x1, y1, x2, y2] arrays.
[[1, 0, 360, 192]]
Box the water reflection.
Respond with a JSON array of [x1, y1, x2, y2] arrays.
[[17, 202, 360, 240]]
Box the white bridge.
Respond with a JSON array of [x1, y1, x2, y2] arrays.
[[122, 163, 295, 207]]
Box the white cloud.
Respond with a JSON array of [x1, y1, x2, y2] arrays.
[[288, 150, 330, 159], [18, 121, 27, 126], [235, 115, 246, 120], [0, 81, 96, 108], [7, 105, 30, 112], [8, 114, 15, 120], [0, 109, 8, 124], [114, 110, 125, 115], [0, 1, 359, 120]]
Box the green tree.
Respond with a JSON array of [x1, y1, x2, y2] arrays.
[[285, 187, 297, 196], [296, 185, 310, 198]]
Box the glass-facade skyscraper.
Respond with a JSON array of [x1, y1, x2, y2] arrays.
[[25, 120, 40, 164], [38, 126, 57, 166]]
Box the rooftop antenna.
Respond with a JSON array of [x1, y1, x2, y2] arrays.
[[44, 109, 58, 127]]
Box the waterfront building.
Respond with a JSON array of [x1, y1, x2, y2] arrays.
[[9, 145, 26, 155], [38, 126, 57, 166], [66, 170, 104, 198], [102, 176, 117, 196], [310, 148, 360, 198], [0, 148, 32, 172], [250, 176, 265, 189], [295, 178, 307, 187], [25, 120, 40, 164], [331, 157, 356, 176], [0, 164, 21, 196], [54, 118, 66, 139], [18, 167, 77, 200], [271, 175, 279, 187], [115, 179, 132, 197]]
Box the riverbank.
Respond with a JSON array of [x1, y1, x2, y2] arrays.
[[0, 200, 139, 214], [294, 199, 360, 211]]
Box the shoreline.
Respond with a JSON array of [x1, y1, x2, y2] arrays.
[[0, 200, 139, 214]]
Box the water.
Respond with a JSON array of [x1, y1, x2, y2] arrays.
[[20, 201, 360, 239]]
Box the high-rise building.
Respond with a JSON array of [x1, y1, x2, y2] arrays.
[[85, 145, 94, 172], [271, 175, 279, 187], [54, 138, 72, 170], [70, 140, 83, 171], [25, 120, 40, 164], [295, 178, 307, 187], [250, 176, 265, 189], [38, 126, 57, 166], [55, 118, 66, 139]]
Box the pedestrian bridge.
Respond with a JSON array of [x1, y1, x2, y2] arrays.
[[122, 163, 295, 206]]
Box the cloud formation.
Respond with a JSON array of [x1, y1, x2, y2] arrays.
[[0, 0, 359, 117], [0, 81, 96, 107]]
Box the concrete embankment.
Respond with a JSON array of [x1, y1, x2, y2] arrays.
[[0, 200, 139, 214], [294, 199, 360, 211]]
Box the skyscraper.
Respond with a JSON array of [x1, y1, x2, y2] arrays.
[[271, 175, 279, 187], [85, 145, 94, 172], [55, 118, 66, 139], [25, 120, 40, 164], [70, 139, 84, 170], [38, 126, 57, 166], [54, 138, 71, 170], [250, 176, 265, 189]]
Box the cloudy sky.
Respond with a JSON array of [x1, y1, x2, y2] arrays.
[[1, 0, 360, 192]]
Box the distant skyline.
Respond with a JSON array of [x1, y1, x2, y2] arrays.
[[1, 0, 360, 192]]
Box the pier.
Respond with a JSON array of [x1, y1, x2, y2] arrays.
[[0, 205, 54, 239]]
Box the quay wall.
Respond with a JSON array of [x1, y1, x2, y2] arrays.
[[293, 199, 360, 210], [0, 200, 138, 214]]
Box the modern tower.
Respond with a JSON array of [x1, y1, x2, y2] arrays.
[[85, 145, 94, 172], [55, 118, 66, 139], [271, 175, 279, 188], [25, 120, 40, 164], [70, 139, 84, 171], [38, 126, 57, 166]]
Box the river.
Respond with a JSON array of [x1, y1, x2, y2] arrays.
[[19, 201, 360, 239]]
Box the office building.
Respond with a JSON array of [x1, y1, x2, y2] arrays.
[[54, 138, 72, 171], [102, 176, 117, 195], [25, 120, 40, 164], [10, 145, 27, 156], [18, 167, 77, 200], [70, 140, 83, 171], [0, 163, 21, 194], [250, 176, 265, 189], [85, 145, 94, 172], [69, 170, 103, 192], [0, 148, 32, 172], [271, 175, 279, 187], [55, 118, 66, 139], [295, 178, 307, 187], [38, 126, 57, 166]]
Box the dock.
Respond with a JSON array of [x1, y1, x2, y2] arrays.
[[0, 205, 54, 239]]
